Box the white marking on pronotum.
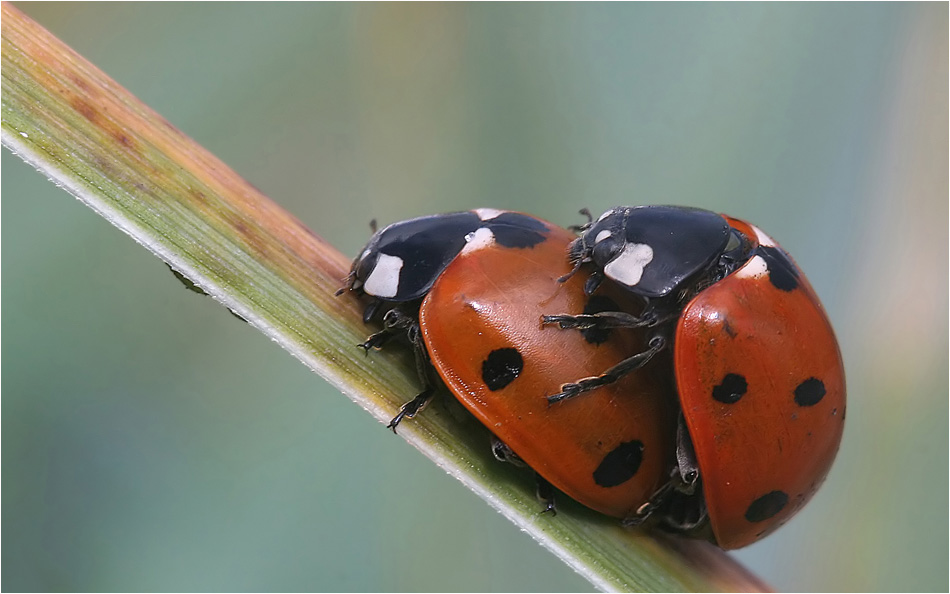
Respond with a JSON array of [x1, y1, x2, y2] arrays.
[[474, 208, 505, 221], [604, 243, 654, 287], [594, 230, 612, 244], [597, 208, 617, 222], [363, 253, 403, 298], [736, 254, 768, 280], [461, 227, 495, 254], [751, 225, 777, 247]]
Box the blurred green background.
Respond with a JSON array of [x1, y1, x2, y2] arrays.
[[3, 3, 947, 591]]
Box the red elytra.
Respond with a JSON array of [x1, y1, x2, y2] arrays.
[[674, 216, 846, 549], [420, 223, 678, 518]]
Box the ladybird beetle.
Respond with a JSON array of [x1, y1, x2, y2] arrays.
[[341, 209, 678, 518], [340, 208, 554, 425], [544, 205, 846, 549]]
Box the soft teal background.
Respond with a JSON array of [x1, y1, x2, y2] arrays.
[[3, 3, 947, 591]]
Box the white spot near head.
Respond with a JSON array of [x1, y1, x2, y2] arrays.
[[736, 254, 768, 280], [604, 243, 654, 287], [363, 253, 403, 298], [595, 230, 612, 244], [474, 208, 505, 221], [461, 226, 495, 254], [597, 208, 618, 222], [751, 225, 776, 247]]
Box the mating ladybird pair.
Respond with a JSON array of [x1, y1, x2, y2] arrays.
[[339, 206, 845, 550]]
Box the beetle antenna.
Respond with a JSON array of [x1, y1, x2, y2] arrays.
[[567, 208, 594, 233], [557, 258, 585, 284]]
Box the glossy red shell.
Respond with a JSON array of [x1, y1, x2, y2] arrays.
[[420, 223, 678, 518], [674, 217, 846, 549]]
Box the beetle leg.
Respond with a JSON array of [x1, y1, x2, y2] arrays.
[[542, 308, 659, 331], [380, 307, 416, 331], [357, 329, 393, 352], [490, 435, 526, 466], [535, 473, 558, 516], [354, 306, 440, 432], [488, 437, 557, 515], [386, 388, 434, 433], [626, 416, 707, 531], [357, 304, 410, 351], [673, 414, 700, 494], [385, 312, 438, 432], [405, 318, 432, 389], [358, 306, 417, 347], [547, 336, 666, 404], [625, 481, 675, 526]]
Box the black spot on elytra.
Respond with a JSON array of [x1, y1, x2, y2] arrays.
[[794, 378, 826, 407], [758, 246, 799, 292], [712, 373, 747, 404], [745, 490, 788, 523], [482, 348, 524, 391], [580, 295, 621, 345], [593, 440, 644, 487]]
